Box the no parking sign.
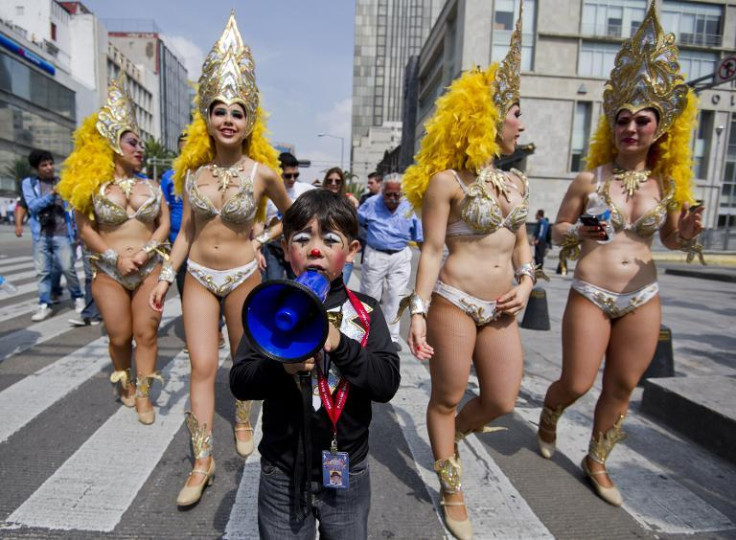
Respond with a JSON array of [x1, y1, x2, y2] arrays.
[[715, 56, 736, 85]]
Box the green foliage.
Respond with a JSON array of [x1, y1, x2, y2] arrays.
[[4, 157, 32, 182], [143, 138, 175, 179]]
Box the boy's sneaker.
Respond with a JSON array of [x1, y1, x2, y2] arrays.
[[31, 303, 52, 322], [74, 297, 86, 312], [69, 316, 101, 327]]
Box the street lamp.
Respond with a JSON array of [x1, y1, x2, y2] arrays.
[[318, 133, 345, 172]]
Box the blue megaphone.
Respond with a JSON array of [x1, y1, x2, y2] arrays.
[[242, 270, 331, 363]]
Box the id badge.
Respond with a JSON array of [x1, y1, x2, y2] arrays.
[[322, 450, 349, 490]]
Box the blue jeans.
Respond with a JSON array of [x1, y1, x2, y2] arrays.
[[258, 458, 370, 540], [262, 242, 295, 281], [80, 250, 100, 320], [33, 235, 83, 305]]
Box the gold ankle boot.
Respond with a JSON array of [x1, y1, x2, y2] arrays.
[[177, 412, 215, 507], [135, 372, 164, 425], [110, 369, 135, 408], [435, 455, 472, 540], [455, 424, 507, 444], [537, 404, 564, 459], [582, 414, 626, 507], [233, 400, 254, 457]]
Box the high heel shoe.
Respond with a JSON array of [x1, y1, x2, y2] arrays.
[[135, 372, 164, 425], [177, 412, 215, 507], [582, 414, 627, 507], [435, 455, 472, 540], [536, 404, 564, 459], [234, 400, 254, 457], [110, 369, 135, 408]]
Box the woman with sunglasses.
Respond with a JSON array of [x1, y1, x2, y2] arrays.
[[321, 167, 359, 284], [58, 77, 170, 426], [148, 14, 291, 507]]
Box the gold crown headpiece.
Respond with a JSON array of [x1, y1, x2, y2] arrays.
[[602, 0, 688, 140], [198, 11, 258, 137], [492, 0, 523, 129], [96, 74, 140, 155]]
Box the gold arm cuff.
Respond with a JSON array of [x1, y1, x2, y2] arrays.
[[394, 291, 431, 323], [158, 260, 176, 283], [676, 233, 706, 265]]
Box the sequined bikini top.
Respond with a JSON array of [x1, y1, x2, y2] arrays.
[[596, 167, 675, 239], [446, 169, 529, 237], [185, 161, 258, 226], [93, 178, 161, 226]]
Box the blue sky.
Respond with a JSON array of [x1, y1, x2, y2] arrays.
[[83, 0, 355, 182]]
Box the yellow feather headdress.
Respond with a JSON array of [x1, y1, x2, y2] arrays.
[[587, 0, 697, 207], [58, 113, 115, 216], [403, 2, 523, 210]]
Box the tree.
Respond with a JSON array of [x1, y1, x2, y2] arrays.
[[3, 157, 32, 196], [143, 138, 175, 180]]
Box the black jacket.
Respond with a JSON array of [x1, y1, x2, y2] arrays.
[[230, 278, 400, 479]]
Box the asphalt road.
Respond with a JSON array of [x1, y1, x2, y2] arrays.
[[0, 226, 734, 539]]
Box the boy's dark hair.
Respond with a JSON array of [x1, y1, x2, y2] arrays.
[[283, 189, 359, 241], [28, 149, 53, 169], [279, 152, 299, 169], [367, 171, 382, 181]]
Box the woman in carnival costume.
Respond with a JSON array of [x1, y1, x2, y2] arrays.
[[149, 12, 290, 507], [536, 1, 704, 507], [58, 77, 170, 426], [402, 5, 533, 538]]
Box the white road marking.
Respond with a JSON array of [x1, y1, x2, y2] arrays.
[[224, 408, 263, 540], [7, 320, 225, 533], [518, 374, 734, 534], [394, 344, 553, 539]]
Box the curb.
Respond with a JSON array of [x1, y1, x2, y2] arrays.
[[641, 376, 736, 466], [664, 268, 736, 283]]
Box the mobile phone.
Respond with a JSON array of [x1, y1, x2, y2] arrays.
[[689, 202, 703, 213], [579, 215, 600, 227]]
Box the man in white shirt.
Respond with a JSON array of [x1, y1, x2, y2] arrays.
[[261, 152, 315, 280]]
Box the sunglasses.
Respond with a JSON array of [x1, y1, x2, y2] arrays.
[[283, 173, 300, 180], [325, 178, 342, 185], [383, 192, 401, 199]]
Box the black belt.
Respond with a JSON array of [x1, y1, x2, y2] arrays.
[[370, 246, 403, 255]]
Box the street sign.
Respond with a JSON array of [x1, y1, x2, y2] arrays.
[[715, 56, 736, 84]]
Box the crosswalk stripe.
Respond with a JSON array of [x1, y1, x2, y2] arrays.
[[0, 255, 33, 268], [517, 375, 734, 534], [6, 322, 225, 533], [0, 262, 85, 302], [0, 298, 38, 323], [393, 344, 553, 539], [0, 302, 182, 444], [224, 407, 263, 540], [0, 261, 34, 274]]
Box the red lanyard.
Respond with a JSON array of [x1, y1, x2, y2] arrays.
[[315, 288, 370, 437]]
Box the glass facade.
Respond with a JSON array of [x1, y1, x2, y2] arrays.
[[692, 109, 713, 180], [352, 0, 443, 145], [0, 51, 76, 183], [662, 0, 723, 47], [0, 53, 75, 119]]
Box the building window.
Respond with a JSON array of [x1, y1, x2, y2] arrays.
[[661, 1, 722, 47], [719, 114, 736, 226], [50, 22, 57, 42], [578, 41, 619, 77], [570, 102, 592, 172], [678, 49, 717, 81], [15, 5, 24, 15], [491, 0, 535, 71], [692, 110, 713, 180], [582, 0, 645, 38]]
